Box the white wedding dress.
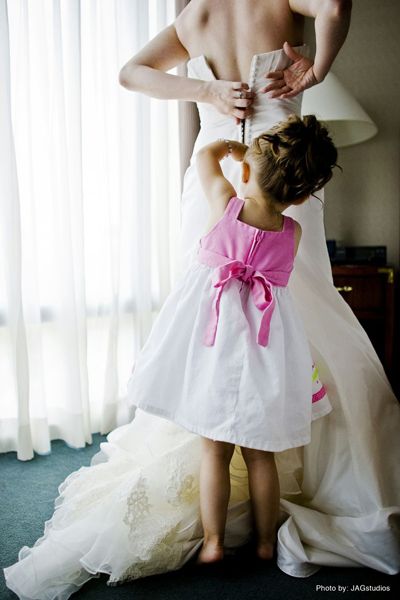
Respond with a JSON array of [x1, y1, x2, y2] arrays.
[[4, 48, 400, 600]]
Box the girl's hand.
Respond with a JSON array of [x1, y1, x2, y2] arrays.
[[228, 140, 248, 162], [260, 42, 319, 100], [204, 80, 254, 123]]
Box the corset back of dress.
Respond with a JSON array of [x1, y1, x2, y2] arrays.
[[187, 47, 306, 145]]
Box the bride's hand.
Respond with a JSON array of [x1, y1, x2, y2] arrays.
[[204, 80, 254, 123], [260, 42, 319, 99]]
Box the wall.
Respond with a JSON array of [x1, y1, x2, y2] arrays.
[[306, 0, 400, 268]]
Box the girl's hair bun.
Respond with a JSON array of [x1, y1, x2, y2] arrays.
[[249, 114, 339, 204]]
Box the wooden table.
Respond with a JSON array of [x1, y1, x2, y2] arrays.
[[331, 264, 395, 380]]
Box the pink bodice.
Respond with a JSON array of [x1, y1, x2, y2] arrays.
[[197, 196, 295, 347]]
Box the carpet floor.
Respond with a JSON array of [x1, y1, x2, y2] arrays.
[[1, 435, 398, 600]]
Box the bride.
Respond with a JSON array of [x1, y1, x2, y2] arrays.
[[4, 1, 400, 598]]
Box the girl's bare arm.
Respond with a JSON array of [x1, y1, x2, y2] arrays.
[[196, 140, 248, 212]]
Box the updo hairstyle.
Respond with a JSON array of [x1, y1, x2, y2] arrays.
[[247, 114, 338, 204]]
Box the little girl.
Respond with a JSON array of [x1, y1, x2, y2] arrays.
[[128, 114, 338, 564]]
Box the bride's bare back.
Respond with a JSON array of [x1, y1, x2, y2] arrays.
[[119, 0, 351, 119], [175, 0, 304, 81]]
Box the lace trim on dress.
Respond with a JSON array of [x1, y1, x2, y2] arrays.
[[117, 459, 200, 584], [123, 475, 152, 538]]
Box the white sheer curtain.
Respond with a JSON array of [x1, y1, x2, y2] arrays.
[[0, 0, 181, 460]]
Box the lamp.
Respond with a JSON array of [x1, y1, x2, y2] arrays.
[[301, 72, 378, 148]]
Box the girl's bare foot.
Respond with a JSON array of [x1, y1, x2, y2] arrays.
[[197, 542, 224, 564], [256, 541, 275, 560]]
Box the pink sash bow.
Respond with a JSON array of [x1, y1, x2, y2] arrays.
[[198, 248, 290, 347]]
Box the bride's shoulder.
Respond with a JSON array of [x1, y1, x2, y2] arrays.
[[175, 0, 207, 43], [175, 0, 221, 60]]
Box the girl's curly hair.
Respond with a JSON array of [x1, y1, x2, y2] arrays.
[[247, 114, 339, 204]]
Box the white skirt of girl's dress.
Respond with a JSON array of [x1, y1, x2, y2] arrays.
[[129, 262, 332, 452]]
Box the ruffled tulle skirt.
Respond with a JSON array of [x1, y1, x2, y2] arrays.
[[4, 409, 309, 599]]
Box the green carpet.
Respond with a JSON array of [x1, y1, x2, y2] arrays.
[[1, 435, 399, 599]]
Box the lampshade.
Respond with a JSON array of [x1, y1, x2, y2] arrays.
[[301, 73, 378, 148]]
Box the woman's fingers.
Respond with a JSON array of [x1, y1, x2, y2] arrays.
[[265, 85, 292, 99], [282, 41, 302, 62], [232, 108, 244, 119], [232, 88, 254, 100], [209, 80, 255, 118], [261, 70, 287, 94], [232, 97, 253, 108], [230, 83, 252, 118], [232, 91, 253, 100], [232, 81, 250, 91], [260, 81, 286, 94], [279, 89, 300, 99], [232, 107, 251, 120], [264, 70, 283, 80], [260, 81, 287, 94]]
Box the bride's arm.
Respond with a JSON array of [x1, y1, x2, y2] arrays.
[[291, 0, 352, 83], [119, 25, 197, 99], [264, 0, 352, 99], [119, 24, 253, 121]]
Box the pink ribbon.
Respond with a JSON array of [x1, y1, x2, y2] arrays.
[[203, 259, 276, 347]]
